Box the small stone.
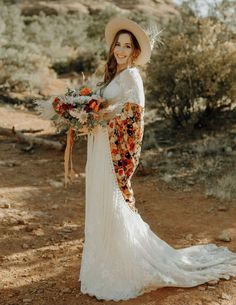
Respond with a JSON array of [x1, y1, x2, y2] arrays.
[[218, 205, 228, 211], [23, 298, 32, 303], [17, 219, 26, 225], [217, 231, 232, 242], [1, 203, 11, 209], [51, 204, 59, 210], [61, 227, 73, 233], [198, 286, 206, 291], [48, 179, 64, 188], [167, 151, 173, 157], [224, 146, 232, 154], [185, 233, 193, 241], [41, 253, 54, 259], [207, 286, 216, 290], [62, 287, 71, 293], [22, 243, 29, 249], [25, 225, 36, 232], [207, 279, 219, 285]]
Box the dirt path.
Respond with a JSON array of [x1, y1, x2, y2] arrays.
[[0, 104, 236, 305]]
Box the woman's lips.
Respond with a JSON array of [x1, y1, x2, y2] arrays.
[[116, 54, 126, 59]]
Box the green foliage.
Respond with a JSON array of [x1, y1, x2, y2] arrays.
[[146, 1, 236, 127], [0, 2, 103, 94]]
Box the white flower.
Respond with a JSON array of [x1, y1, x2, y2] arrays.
[[69, 109, 88, 124], [35, 98, 56, 120]]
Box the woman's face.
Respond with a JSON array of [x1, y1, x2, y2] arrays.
[[113, 33, 133, 69]]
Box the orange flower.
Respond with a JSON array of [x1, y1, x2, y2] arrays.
[[80, 87, 92, 96]]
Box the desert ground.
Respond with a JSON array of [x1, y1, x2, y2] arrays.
[[0, 103, 236, 305]]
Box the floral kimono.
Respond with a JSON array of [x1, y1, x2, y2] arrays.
[[104, 68, 145, 212], [107, 102, 144, 212]]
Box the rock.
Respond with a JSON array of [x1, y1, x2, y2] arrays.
[[23, 298, 32, 303], [224, 146, 232, 154], [41, 253, 54, 259], [61, 227, 73, 233], [161, 174, 173, 183], [217, 231, 232, 242], [1, 203, 11, 209], [51, 204, 59, 210], [207, 286, 216, 290], [217, 205, 228, 211], [62, 287, 71, 293], [17, 219, 26, 225], [207, 279, 219, 285], [25, 224, 39, 232], [185, 233, 193, 241], [48, 179, 64, 188], [198, 286, 206, 291], [22, 243, 29, 249]]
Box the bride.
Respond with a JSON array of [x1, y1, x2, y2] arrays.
[[79, 17, 236, 301]]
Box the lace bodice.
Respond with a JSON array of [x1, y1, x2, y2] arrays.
[[102, 67, 145, 108]]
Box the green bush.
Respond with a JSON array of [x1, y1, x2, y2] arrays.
[[146, 3, 236, 127]]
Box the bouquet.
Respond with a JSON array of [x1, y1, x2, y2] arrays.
[[51, 86, 109, 133], [36, 85, 114, 186]]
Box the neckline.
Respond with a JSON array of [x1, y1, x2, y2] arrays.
[[110, 66, 137, 85]]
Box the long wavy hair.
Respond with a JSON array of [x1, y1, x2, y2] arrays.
[[98, 29, 141, 91]]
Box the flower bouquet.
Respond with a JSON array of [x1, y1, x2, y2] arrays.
[[36, 85, 113, 186], [51, 86, 109, 133]]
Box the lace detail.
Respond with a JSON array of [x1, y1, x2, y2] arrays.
[[118, 68, 145, 107]]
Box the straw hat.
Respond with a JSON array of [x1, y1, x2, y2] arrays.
[[105, 17, 152, 66]]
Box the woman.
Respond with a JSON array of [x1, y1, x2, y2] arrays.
[[79, 17, 236, 301]]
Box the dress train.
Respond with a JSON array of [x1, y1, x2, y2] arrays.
[[79, 126, 236, 301]]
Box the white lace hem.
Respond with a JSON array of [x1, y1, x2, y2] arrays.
[[78, 126, 236, 301]]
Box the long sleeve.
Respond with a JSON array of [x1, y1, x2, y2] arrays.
[[107, 68, 145, 212]]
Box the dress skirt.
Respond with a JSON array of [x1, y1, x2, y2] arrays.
[[79, 126, 236, 302]]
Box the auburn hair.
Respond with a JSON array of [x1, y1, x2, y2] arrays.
[[98, 29, 141, 91]]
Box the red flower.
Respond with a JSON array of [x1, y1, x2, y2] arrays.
[[118, 169, 124, 176], [80, 87, 92, 96]]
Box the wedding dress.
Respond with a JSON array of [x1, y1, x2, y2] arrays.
[[79, 67, 236, 301]]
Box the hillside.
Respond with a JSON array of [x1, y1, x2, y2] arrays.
[[18, 0, 179, 19]]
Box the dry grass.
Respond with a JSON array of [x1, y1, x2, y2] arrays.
[[206, 171, 236, 202]]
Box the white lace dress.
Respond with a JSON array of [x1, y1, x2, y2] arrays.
[[79, 67, 236, 301]]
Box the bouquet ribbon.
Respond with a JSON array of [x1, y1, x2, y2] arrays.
[[64, 127, 76, 187]]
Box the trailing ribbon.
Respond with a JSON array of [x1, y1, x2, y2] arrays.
[[64, 127, 76, 187]]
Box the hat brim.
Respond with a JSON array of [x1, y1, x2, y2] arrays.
[[105, 17, 151, 66]]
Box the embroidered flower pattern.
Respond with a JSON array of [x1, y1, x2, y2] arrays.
[[107, 102, 144, 213]]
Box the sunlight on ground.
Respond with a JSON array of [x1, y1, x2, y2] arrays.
[[0, 104, 56, 134], [0, 239, 83, 289]]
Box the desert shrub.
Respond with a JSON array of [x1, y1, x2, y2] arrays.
[[0, 2, 102, 95], [146, 2, 236, 127], [206, 171, 236, 202]]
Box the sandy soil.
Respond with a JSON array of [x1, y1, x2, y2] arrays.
[[0, 103, 236, 305]]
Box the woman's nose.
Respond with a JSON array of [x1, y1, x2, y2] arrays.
[[117, 46, 126, 53]]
